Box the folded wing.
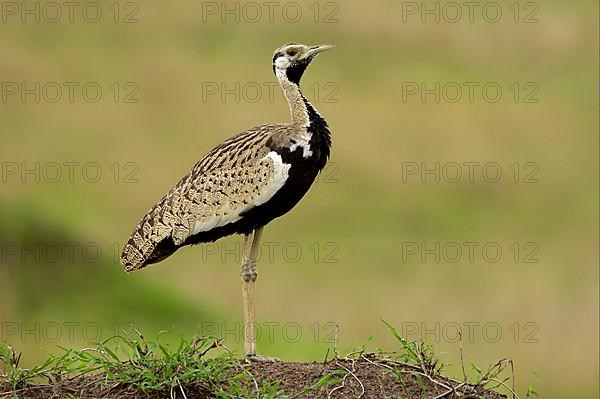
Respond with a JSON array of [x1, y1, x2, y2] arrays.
[[121, 125, 292, 271]]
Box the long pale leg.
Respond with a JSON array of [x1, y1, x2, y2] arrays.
[[241, 227, 263, 356]]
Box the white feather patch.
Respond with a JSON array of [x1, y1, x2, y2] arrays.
[[253, 151, 291, 206], [191, 151, 291, 235], [290, 133, 313, 158], [275, 56, 290, 70]]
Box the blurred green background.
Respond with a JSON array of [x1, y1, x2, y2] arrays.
[[0, 0, 598, 397]]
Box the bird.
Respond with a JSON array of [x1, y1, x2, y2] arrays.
[[120, 43, 334, 357]]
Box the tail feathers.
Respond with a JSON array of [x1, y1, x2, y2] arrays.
[[120, 208, 179, 271], [121, 234, 179, 272]]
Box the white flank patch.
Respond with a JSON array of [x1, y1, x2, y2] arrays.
[[191, 151, 290, 235], [253, 151, 291, 206]]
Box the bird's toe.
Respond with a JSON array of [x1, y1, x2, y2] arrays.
[[246, 354, 280, 363]]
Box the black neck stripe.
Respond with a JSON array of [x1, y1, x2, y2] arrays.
[[285, 61, 309, 85]]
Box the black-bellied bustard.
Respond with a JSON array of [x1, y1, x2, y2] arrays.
[[121, 43, 334, 357]]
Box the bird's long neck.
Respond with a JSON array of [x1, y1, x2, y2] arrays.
[[275, 68, 331, 170], [276, 69, 322, 128]]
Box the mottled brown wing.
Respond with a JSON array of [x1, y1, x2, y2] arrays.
[[120, 124, 292, 272]]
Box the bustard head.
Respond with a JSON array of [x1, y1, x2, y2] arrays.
[[272, 43, 335, 84]]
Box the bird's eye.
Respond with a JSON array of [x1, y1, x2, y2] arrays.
[[286, 48, 298, 57]]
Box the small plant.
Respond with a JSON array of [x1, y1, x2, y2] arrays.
[[382, 319, 444, 376], [525, 372, 539, 398], [289, 369, 347, 398], [0, 343, 60, 395], [379, 320, 536, 398]]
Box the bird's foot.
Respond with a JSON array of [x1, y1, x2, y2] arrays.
[[245, 354, 280, 362]]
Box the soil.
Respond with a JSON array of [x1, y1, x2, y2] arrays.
[[1, 357, 507, 399]]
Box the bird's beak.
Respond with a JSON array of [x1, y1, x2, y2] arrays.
[[304, 44, 335, 58]]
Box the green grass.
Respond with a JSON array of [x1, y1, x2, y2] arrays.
[[0, 332, 345, 398], [0, 334, 282, 398]]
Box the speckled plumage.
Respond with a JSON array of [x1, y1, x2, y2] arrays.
[[121, 43, 333, 275]]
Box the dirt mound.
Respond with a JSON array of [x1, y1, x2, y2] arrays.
[[2, 356, 507, 398], [250, 357, 507, 398]]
